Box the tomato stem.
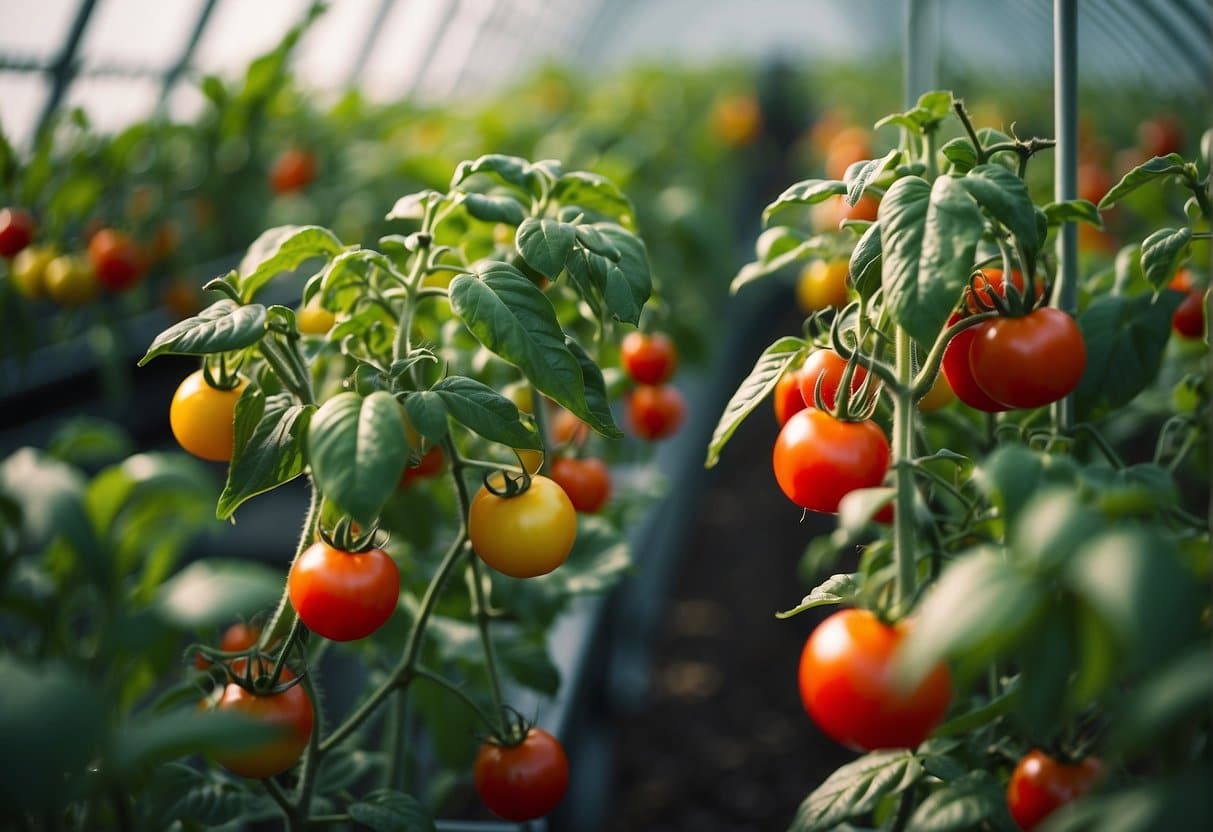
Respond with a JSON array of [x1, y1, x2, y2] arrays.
[[261, 484, 323, 647], [531, 387, 552, 477], [892, 327, 917, 610], [469, 557, 509, 738]]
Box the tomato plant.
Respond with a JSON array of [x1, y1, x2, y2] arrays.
[[1006, 750, 1103, 831], [474, 727, 570, 821], [288, 541, 400, 641]]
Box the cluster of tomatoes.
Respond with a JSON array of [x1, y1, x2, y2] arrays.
[[1, 207, 148, 306], [620, 330, 686, 440]]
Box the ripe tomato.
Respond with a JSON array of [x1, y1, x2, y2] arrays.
[[271, 148, 317, 195], [549, 407, 590, 447], [941, 313, 1009, 413], [169, 371, 248, 462], [824, 126, 871, 181], [288, 542, 400, 642], [796, 349, 869, 411], [1137, 113, 1183, 158], [1077, 161, 1114, 205], [163, 277, 203, 320], [10, 244, 56, 298], [1172, 290, 1205, 339], [210, 659, 314, 779], [710, 93, 762, 148], [798, 608, 951, 750], [916, 373, 954, 412], [1006, 749, 1102, 831], [88, 229, 144, 292], [627, 384, 686, 440], [195, 622, 261, 670], [475, 728, 569, 822], [773, 409, 889, 514], [839, 193, 880, 224], [968, 308, 1086, 409], [550, 457, 611, 513], [964, 269, 1041, 314], [620, 331, 678, 385], [0, 208, 36, 258], [796, 259, 850, 313], [400, 446, 445, 487], [469, 475, 577, 578], [297, 301, 335, 335], [44, 254, 98, 306], [774, 366, 808, 426]]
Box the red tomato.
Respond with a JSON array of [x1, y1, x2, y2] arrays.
[[968, 308, 1087, 409], [88, 229, 145, 291], [773, 409, 890, 514], [288, 542, 400, 642], [824, 127, 871, 181], [620, 331, 678, 385], [627, 384, 685, 440], [774, 366, 808, 426], [839, 193, 879, 223], [271, 148, 317, 195], [796, 349, 869, 411], [964, 269, 1042, 314], [1172, 290, 1205, 339], [0, 208, 36, 258], [1077, 161, 1114, 205], [1006, 749, 1103, 831], [400, 446, 445, 486], [195, 622, 261, 670], [549, 407, 590, 447], [550, 457, 611, 513], [475, 728, 569, 822], [1137, 113, 1184, 158], [941, 313, 1010, 413], [1168, 269, 1195, 293], [798, 608, 951, 750], [210, 659, 314, 779]]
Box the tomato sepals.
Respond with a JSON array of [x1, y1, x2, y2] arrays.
[[201, 355, 245, 391], [965, 268, 1046, 318], [483, 466, 533, 499], [318, 514, 387, 555]]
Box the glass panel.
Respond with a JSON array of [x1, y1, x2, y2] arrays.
[[62, 76, 159, 134], [360, 0, 449, 100], [0, 0, 79, 62], [192, 0, 311, 78], [78, 0, 206, 69], [0, 72, 49, 147], [294, 0, 383, 89]]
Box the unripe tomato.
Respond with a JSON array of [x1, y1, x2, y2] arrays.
[[0, 208, 36, 258], [288, 542, 400, 642], [44, 254, 99, 306], [169, 371, 248, 462], [297, 300, 335, 335], [469, 475, 577, 578], [1006, 749, 1102, 831], [271, 148, 317, 195], [710, 93, 762, 148], [474, 728, 569, 821], [627, 384, 685, 440], [796, 349, 869, 411], [550, 457, 611, 513], [210, 659, 314, 779], [503, 381, 534, 414], [620, 331, 678, 385], [968, 308, 1087, 409], [773, 409, 890, 514], [916, 373, 954, 412], [1172, 289, 1205, 340], [774, 366, 808, 426], [10, 244, 57, 298], [798, 608, 951, 750], [941, 312, 1009, 413], [88, 229, 144, 292], [796, 259, 850, 313]]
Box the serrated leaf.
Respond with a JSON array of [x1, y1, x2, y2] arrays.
[[705, 337, 806, 468], [516, 217, 577, 280], [906, 771, 1015, 832], [1141, 226, 1192, 290], [140, 300, 267, 364], [145, 763, 275, 828], [217, 389, 313, 519], [791, 751, 922, 832], [763, 179, 847, 225], [1042, 199, 1103, 228], [849, 221, 883, 300], [845, 149, 899, 205], [462, 192, 527, 226], [307, 391, 410, 527], [1098, 153, 1188, 209], [552, 170, 634, 223], [239, 225, 343, 300], [348, 789, 436, 832], [431, 376, 541, 449], [776, 573, 859, 619], [1074, 292, 1182, 417]]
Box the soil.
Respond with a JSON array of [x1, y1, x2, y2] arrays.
[[606, 300, 860, 831]]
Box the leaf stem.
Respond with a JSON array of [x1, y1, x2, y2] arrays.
[[468, 557, 509, 738], [892, 327, 917, 611]]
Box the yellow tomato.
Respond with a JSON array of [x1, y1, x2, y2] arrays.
[[297, 301, 335, 335], [469, 475, 576, 578], [710, 93, 762, 147], [10, 244, 56, 299], [170, 371, 248, 462], [796, 259, 851, 313], [44, 254, 99, 306], [503, 381, 534, 414], [515, 448, 544, 475], [917, 373, 955, 413]]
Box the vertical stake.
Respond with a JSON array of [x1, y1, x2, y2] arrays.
[[1052, 0, 1078, 432]]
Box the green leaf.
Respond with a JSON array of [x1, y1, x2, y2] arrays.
[[906, 771, 1016, 832], [590, 223, 652, 325], [573, 223, 621, 259], [1074, 292, 1182, 418], [565, 337, 620, 438], [156, 559, 284, 629], [763, 179, 847, 225], [849, 221, 883, 300], [1097, 153, 1188, 209], [958, 164, 1040, 275], [461, 192, 527, 226], [1014, 608, 1078, 737], [1042, 199, 1103, 229], [838, 486, 896, 532], [46, 418, 133, 466], [776, 573, 860, 619], [940, 137, 978, 173], [731, 240, 826, 294], [896, 547, 1043, 687], [1110, 647, 1212, 754], [705, 337, 807, 468], [0, 657, 105, 812], [318, 248, 401, 296], [431, 376, 541, 449], [111, 708, 282, 776], [145, 763, 276, 828], [217, 389, 314, 519], [403, 392, 449, 445], [1140, 226, 1192, 290], [874, 90, 953, 133], [1046, 767, 1212, 832], [238, 225, 343, 300], [348, 789, 436, 832], [450, 263, 605, 434], [307, 391, 410, 527], [451, 153, 534, 193], [973, 446, 1078, 534], [140, 300, 267, 364], [1012, 488, 1103, 571], [790, 751, 922, 832], [881, 176, 984, 347], [499, 634, 561, 695], [516, 217, 577, 280], [386, 189, 442, 221], [844, 149, 899, 205], [552, 170, 635, 222], [755, 225, 814, 260]]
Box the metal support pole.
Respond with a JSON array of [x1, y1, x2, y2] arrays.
[[158, 0, 220, 108], [344, 0, 397, 89], [35, 0, 100, 136], [1053, 0, 1078, 432], [903, 0, 938, 107]]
